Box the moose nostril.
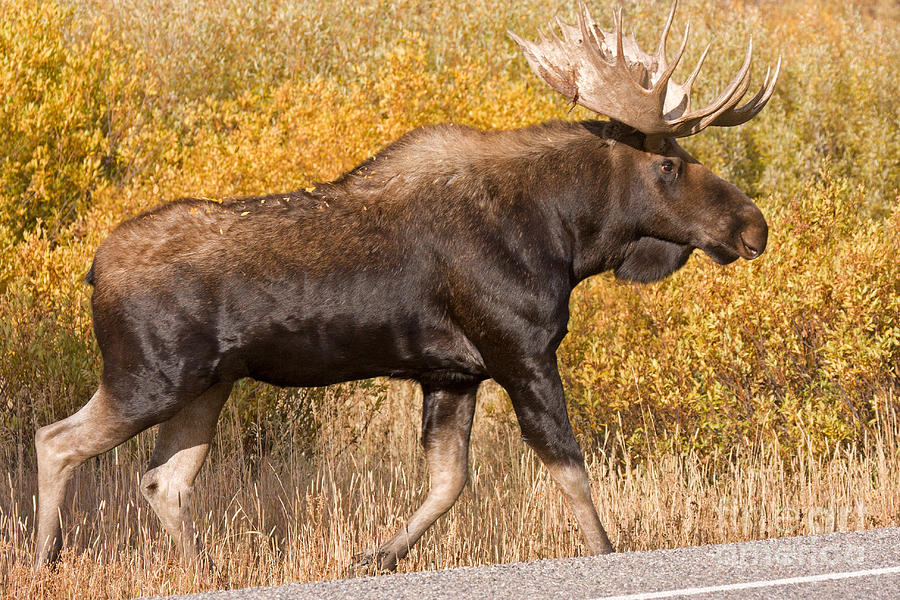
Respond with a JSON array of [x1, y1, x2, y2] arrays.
[[740, 233, 760, 258]]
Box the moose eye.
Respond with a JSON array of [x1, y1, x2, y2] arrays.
[[660, 160, 675, 174]]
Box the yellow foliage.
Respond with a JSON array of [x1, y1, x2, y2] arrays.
[[0, 0, 146, 250], [0, 0, 898, 458]]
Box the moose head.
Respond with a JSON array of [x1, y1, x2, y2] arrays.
[[510, 0, 779, 279]]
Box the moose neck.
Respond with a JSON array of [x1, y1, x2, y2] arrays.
[[326, 119, 687, 288], [518, 121, 652, 284]]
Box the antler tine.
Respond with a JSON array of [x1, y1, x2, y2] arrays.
[[541, 24, 561, 45], [577, 3, 603, 65], [711, 54, 781, 126], [509, 2, 779, 141], [651, 19, 691, 119], [657, 20, 690, 91], [670, 42, 711, 115], [554, 17, 577, 44], [761, 55, 781, 102], [684, 43, 711, 91], [656, 0, 678, 70], [613, 6, 627, 70], [677, 36, 755, 130], [576, 2, 607, 59]]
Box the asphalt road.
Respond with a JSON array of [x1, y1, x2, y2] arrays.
[[145, 527, 900, 600]]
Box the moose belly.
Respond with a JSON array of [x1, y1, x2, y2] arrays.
[[234, 316, 485, 387], [217, 276, 487, 388]]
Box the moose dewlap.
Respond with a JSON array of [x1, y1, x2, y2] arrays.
[[34, 1, 778, 571]]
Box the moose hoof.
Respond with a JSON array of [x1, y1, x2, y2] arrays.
[[349, 549, 399, 573]]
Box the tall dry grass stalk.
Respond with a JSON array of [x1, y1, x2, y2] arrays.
[[2, 382, 898, 599]]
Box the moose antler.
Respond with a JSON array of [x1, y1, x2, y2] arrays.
[[509, 1, 780, 144]]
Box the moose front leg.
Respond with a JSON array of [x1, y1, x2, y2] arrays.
[[355, 382, 477, 571], [502, 357, 614, 555]]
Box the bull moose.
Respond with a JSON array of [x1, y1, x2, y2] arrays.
[[35, 1, 779, 570]]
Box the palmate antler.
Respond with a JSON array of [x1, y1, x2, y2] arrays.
[[509, 1, 780, 147]]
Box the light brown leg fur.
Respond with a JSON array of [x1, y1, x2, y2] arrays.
[[542, 460, 613, 554], [34, 385, 145, 567], [140, 383, 231, 562], [359, 385, 477, 571]]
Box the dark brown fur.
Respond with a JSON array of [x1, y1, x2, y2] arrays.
[[35, 119, 767, 569]]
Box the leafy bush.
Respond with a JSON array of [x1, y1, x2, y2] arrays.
[[0, 0, 145, 251], [0, 0, 897, 461]]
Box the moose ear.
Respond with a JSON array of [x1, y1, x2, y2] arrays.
[[614, 236, 693, 283]]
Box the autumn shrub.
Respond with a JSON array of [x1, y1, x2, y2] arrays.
[[561, 172, 900, 454], [0, 0, 897, 465], [0, 0, 147, 254]]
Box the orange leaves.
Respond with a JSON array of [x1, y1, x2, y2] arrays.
[[0, 0, 898, 459]]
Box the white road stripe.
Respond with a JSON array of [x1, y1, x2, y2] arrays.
[[590, 565, 900, 600]]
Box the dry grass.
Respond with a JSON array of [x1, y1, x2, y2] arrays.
[[2, 382, 899, 598]]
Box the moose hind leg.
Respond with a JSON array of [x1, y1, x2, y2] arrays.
[[140, 383, 231, 563], [364, 383, 477, 571], [34, 385, 149, 567]]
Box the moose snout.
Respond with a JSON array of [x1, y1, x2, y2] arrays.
[[737, 210, 768, 260]]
